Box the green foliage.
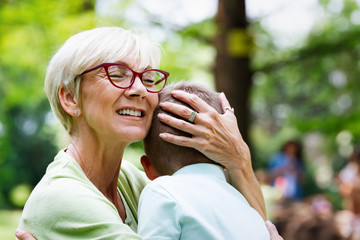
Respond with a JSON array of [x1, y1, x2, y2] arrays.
[[123, 141, 145, 169], [250, 0, 360, 197], [0, 210, 22, 239], [0, 0, 96, 208], [9, 184, 32, 208], [160, 19, 217, 88]]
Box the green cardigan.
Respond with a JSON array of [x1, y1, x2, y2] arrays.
[[18, 150, 149, 240]]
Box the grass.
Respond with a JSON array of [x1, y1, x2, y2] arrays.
[[0, 210, 22, 240]]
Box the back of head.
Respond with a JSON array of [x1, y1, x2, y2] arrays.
[[281, 140, 302, 161], [144, 81, 222, 176]]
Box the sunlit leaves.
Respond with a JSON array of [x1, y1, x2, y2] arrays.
[[0, 0, 96, 207], [250, 0, 360, 169]]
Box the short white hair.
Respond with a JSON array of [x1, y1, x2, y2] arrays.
[[44, 27, 162, 133]]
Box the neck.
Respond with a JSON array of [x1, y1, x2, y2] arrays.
[[67, 133, 128, 199]]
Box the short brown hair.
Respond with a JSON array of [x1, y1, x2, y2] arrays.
[[144, 82, 222, 176]]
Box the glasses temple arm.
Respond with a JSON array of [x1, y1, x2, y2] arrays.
[[154, 77, 166, 85]]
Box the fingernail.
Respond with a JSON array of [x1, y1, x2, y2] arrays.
[[159, 133, 166, 138], [171, 90, 181, 95], [158, 113, 165, 120], [15, 229, 25, 236], [159, 102, 167, 108]]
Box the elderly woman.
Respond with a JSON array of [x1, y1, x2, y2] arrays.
[[16, 27, 270, 239]]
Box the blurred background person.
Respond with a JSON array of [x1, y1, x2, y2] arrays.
[[267, 140, 306, 200], [336, 148, 360, 240], [339, 148, 360, 215], [280, 195, 342, 240]]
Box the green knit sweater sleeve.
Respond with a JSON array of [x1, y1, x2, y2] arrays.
[[18, 152, 149, 240]]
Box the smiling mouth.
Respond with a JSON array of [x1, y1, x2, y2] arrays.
[[116, 109, 143, 117]]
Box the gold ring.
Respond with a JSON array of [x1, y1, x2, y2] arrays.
[[225, 107, 234, 113]]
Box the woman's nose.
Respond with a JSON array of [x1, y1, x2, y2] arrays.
[[126, 76, 147, 97]]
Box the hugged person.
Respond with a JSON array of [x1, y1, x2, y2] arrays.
[[16, 26, 269, 239], [138, 81, 270, 240]]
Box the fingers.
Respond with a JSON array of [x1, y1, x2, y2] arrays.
[[15, 229, 37, 240], [158, 113, 197, 135], [265, 221, 284, 240], [161, 90, 229, 125], [171, 90, 214, 113], [159, 132, 199, 149], [170, 90, 233, 116], [219, 92, 235, 115], [219, 92, 230, 113], [159, 101, 204, 125], [158, 90, 245, 168]]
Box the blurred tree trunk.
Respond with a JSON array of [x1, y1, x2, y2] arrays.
[[215, 0, 252, 144]]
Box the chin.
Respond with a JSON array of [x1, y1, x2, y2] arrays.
[[121, 128, 147, 142]]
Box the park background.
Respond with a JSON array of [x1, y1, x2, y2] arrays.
[[1, 0, 360, 238]]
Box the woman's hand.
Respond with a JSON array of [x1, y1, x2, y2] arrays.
[[158, 90, 266, 219], [15, 229, 36, 240], [158, 90, 248, 168], [265, 221, 284, 240]]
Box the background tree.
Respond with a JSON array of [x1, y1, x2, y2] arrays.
[[215, 0, 252, 143]]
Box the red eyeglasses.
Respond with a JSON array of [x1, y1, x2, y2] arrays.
[[75, 63, 169, 93]]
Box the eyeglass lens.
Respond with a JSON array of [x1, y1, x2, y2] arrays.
[[107, 65, 166, 92]]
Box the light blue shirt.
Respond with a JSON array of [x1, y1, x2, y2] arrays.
[[137, 163, 270, 240]]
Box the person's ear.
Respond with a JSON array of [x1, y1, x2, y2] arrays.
[[141, 155, 159, 180], [59, 86, 81, 117]]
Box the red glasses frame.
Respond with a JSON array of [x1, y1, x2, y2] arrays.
[[75, 63, 169, 93]]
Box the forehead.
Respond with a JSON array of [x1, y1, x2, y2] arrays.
[[111, 55, 151, 71]]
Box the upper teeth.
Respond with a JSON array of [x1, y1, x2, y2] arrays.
[[117, 109, 142, 117]]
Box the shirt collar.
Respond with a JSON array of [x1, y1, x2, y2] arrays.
[[173, 163, 226, 181]]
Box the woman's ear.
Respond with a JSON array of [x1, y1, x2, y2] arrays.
[[141, 155, 159, 180], [59, 86, 80, 116]]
